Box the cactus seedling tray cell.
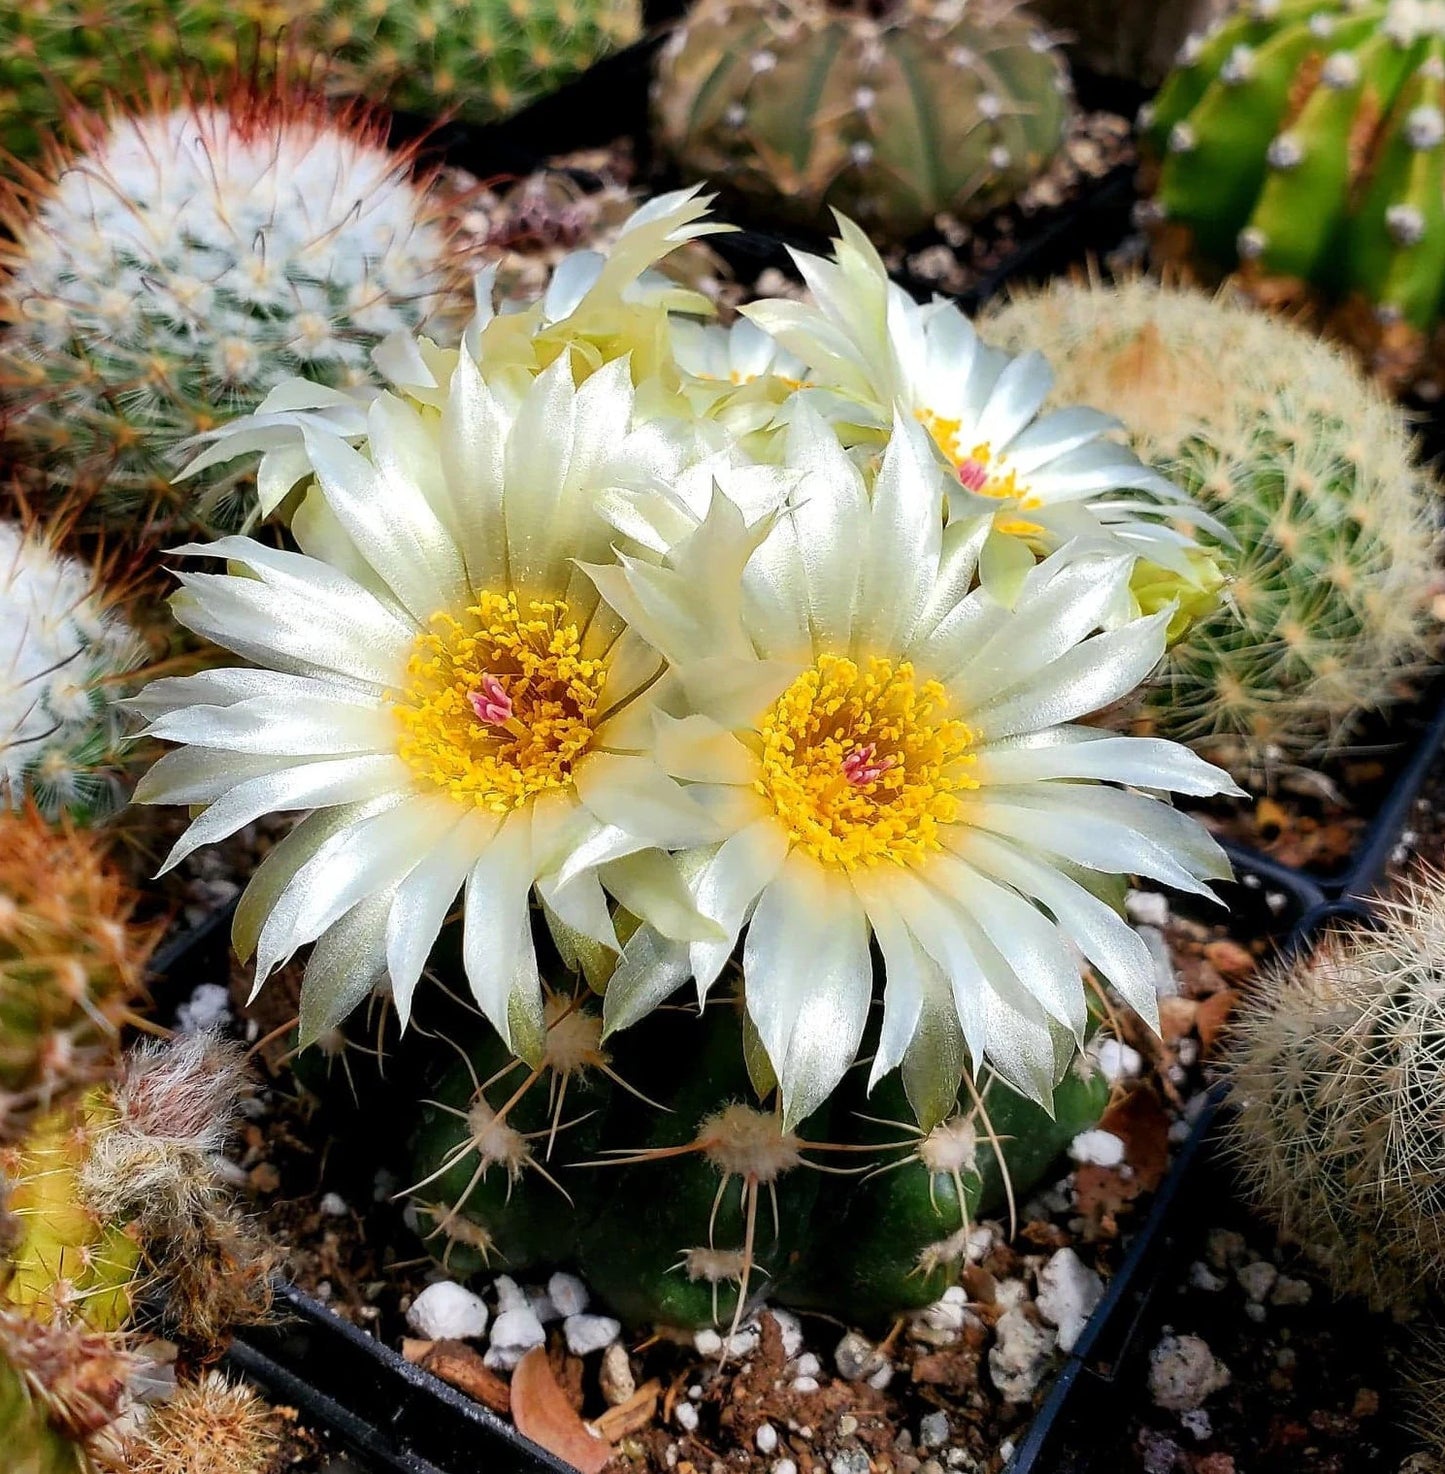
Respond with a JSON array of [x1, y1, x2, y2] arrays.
[[140, 856, 1316, 1474]]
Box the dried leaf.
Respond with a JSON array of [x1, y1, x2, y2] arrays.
[[1074, 1085, 1172, 1234], [512, 1347, 612, 1474], [591, 1379, 661, 1444], [420, 1340, 512, 1417], [1196, 988, 1241, 1054]]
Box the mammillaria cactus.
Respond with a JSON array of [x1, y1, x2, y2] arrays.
[[985, 276, 1439, 764], [0, 810, 157, 1137], [1141, 0, 1445, 388], [652, 0, 1072, 241], [1226, 872, 1445, 1312], [0, 85, 469, 535], [96, 1372, 282, 1474], [1, 523, 145, 823]]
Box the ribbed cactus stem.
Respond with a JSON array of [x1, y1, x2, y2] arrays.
[[651, 0, 1071, 241]]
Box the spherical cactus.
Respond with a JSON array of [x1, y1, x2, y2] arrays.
[[100, 1371, 281, 1474], [0, 810, 156, 1135], [296, 0, 643, 124], [0, 85, 470, 536], [1, 523, 146, 824], [984, 276, 1440, 765], [651, 0, 1072, 241], [1225, 872, 1445, 1313], [1141, 0, 1445, 388]]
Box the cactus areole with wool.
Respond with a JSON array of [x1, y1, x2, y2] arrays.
[[1143, 0, 1445, 382], [652, 0, 1072, 240]]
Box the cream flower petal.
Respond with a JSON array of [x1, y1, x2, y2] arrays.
[[299, 892, 395, 1047]]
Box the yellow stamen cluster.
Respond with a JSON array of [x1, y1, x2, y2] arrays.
[[392, 593, 606, 812], [919, 413, 1046, 539], [757, 655, 977, 870]]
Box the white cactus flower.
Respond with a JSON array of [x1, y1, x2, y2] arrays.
[[131, 350, 757, 1057], [742, 219, 1228, 602], [589, 410, 1240, 1129]]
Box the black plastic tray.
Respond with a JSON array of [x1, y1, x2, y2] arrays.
[[1003, 898, 1376, 1474], [140, 855, 1312, 1474]]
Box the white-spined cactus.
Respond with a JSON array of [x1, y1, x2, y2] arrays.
[[1, 522, 144, 823], [0, 87, 470, 535], [1227, 872, 1445, 1313], [985, 276, 1441, 765]]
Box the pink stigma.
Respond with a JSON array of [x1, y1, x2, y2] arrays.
[[469, 674, 514, 727], [843, 743, 892, 788], [957, 457, 990, 493]]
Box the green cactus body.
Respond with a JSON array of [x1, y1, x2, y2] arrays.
[[0, 1358, 89, 1474], [785, 1059, 1109, 1322], [408, 998, 615, 1277], [984, 276, 1439, 765], [651, 0, 1071, 241], [0, 90, 467, 536], [1, 526, 144, 825], [2, 1097, 143, 1333], [1145, 1, 1445, 356], [306, 0, 643, 123]]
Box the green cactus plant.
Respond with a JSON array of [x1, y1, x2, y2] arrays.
[[0, 0, 641, 176], [1141, 0, 1445, 389], [1225, 870, 1445, 1313], [651, 0, 1072, 241], [0, 84, 470, 536], [1, 524, 146, 824], [984, 275, 1440, 766], [0, 808, 157, 1136], [409, 993, 1112, 1329]]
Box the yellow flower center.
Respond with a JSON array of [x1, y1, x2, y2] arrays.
[[391, 593, 607, 812], [756, 655, 978, 870], [918, 412, 1045, 539]]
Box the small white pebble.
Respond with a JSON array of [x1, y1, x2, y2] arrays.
[[1271, 1276, 1313, 1307], [1095, 1039, 1143, 1084], [1125, 890, 1169, 926], [319, 1192, 349, 1218], [547, 1272, 589, 1318], [675, 1402, 700, 1433], [774, 1462, 798, 1474], [792, 1352, 821, 1379], [756, 1424, 779, 1454], [694, 1328, 723, 1357], [1188, 1262, 1226, 1292], [1237, 1260, 1278, 1303], [564, 1314, 621, 1357], [867, 1362, 894, 1391], [792, 1375, 821, 1393], [1069, 1129, 1126, 1168], [767, 1308, 804, 1359], [529, 1293, 560, 1324], [489, 1306, 546, 1356], [725, 1328, 760, 1358], [406, 1282, 489, 1342], [492, 1276, 529, 1315]]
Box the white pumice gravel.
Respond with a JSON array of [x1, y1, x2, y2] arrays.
[[1069, 1129, 1127, 1167], [492, 1276, 530, 1316], [792, 1375, 821, 1393], [791, 1352, 821, 1379], [1094, 1038, 1143, 1083], [529, 1293, 560, 1324], [1125, 889, 1170, 926], [600, 1343, 635, 1406], [756, 1424, 779, 1454], [1237, 1260, 1278, 1303], [773, 1461, 798, 1474], [694, 1328, 723, 1357], [318, 1193, 349, 1218], [834, 1331, 880, 1381], [1147, 1333, 1231, 1412], [767, 1308, 804, 1358], [919, 1410, 950, 1448], [175, 982, 231, 1033], [405, 1282, 489, 1342], [547, 1271, 589, 1318], [564, 1314, 621, 1356], [989, 1309, 1057, 1403], [1036, 1248, 1104, 1354], [488, 1306, 546, 1367], [675, 1402, 700, 1433]]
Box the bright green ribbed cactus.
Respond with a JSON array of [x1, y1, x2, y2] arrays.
[[0, 86, 468, 535], [1142, 0, 1445, 387], [0, 525, 145, 824], [651, 0, 1072, 241], [1226, 870, 1445, 1313], [985, 276, 1440, 766]]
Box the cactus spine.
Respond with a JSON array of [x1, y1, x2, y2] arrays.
[[1226, 871, 1445, 1312], [0, 86, 469, 536], [984, 276, 1439, 764], [1142, 0, 1445, 387], [1, 525, 145, 824], [0, 810, 156, 1136], [97, 1372, 282, 1474], [652, 0, 1072, 241]]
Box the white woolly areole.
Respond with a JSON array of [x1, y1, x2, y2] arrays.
[[1, 522, 139, 802], [10, 105, 453, 371]]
